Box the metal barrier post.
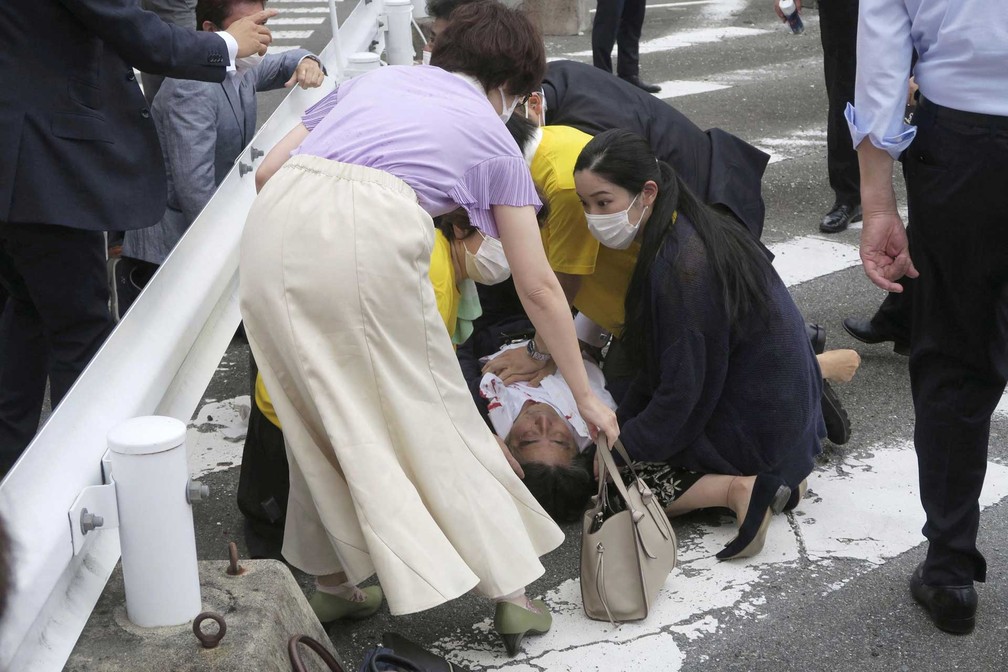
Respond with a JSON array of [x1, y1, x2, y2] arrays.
[[108, 417, 204, 627], [385, 0, 415, 65]]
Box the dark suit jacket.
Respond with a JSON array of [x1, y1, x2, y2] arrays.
[[542, 60, 770, 239], [0, 0, 230, 232]]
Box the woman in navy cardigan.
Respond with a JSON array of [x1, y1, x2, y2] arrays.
[[574, 130, 825, 560]]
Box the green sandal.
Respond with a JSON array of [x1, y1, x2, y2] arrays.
[[308, 585, 383, 623]]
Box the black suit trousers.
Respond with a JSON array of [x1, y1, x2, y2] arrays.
[[592, 0, 647, 79], [819, 0, 860, 205], [905, 100, 1008, 585], [0, 223, 112, 474]]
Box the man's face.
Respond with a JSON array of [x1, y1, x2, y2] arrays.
[[507, 402, 578, 467]]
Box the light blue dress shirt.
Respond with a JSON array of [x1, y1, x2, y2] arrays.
[[846, 0, 1008, 159]]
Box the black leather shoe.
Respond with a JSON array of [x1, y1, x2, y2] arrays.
[[806, 322, 826, 355], [819, 202, 862, 234], [620, 75, 662, 93], [842, 317, 910, 356], [821, 380, 851, 445], [909, 563, 977, 635]]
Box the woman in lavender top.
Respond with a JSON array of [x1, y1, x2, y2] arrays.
[[240, 3, 618, 656]]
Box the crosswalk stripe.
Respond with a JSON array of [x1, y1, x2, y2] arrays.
[[270, 30, 315, 40], [770, 235, 862, 287], [567, 26, 767, 58], [590, 0, 719, 12], [268, 17, 326, 25], [272, 6, 330, 12], [656, 80, 731, 99]]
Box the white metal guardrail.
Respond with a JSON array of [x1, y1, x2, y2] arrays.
[[0, 1, 424, 668]]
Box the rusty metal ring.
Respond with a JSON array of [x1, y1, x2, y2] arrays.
[[227, 541, 244, 576], [192, 611, 227, 649], [288, 635, 346, 672]]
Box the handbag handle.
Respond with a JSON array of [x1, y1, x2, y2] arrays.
[[288, 635, 346, 672], [594, 434, 640, 516], [595, 435, 676, 543]]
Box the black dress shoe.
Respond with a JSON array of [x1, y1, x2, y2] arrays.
[[806, 322, 826, 355], [909, 563, 977, 635], [819, 202, 862, 234], [820, 380, 851, 445], [621, 75, 662, 93], [842, 317, 910, 356]]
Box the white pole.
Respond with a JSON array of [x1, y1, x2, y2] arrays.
[[108, 417, 201, 628], [328, 0, 345, 81], [385, 0, 415, 66]]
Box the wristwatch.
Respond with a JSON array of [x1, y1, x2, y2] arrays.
[[526, 338, 552, 362]]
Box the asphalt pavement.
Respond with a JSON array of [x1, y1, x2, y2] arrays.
[[184, 2, 1008, 670]]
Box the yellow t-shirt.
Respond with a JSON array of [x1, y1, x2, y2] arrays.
[[255, 229, 460, 428], [531, 125, 641, 335]]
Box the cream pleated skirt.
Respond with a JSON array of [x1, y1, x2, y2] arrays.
[[238, 155, 564, 615]]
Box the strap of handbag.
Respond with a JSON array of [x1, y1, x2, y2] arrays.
[[288, 635, 346, 672], [595, 434, 676, 548]]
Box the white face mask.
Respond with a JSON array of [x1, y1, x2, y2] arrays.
[[464, 232, 511, 285], [497, 86, 521, 123], [422, 49, 432, 66], [585, 193, 648, 250], [235, 53, 263, 74]]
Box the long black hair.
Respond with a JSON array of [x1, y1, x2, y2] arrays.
[[574, 129, 772, 366]]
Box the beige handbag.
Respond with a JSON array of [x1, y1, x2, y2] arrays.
[[581, 435, 678, 623]]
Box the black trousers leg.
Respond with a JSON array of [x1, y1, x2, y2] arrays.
[[818, 0, 860, 206], [616, 0, 647, 80], [905, 104, 1008, 585], [592, 0, 627, 74], [0, 222, 112, 474]]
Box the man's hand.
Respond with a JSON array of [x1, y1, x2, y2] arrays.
[[495, 435, 524, 479], [227, 9, 277, 58], [860, 210, 919, 292], [482, 345, 551, 386], [286, 58, 326, 89], [774, 0, 801, 20]]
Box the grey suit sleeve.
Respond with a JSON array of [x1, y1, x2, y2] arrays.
[[158, 80, 221, 224], [254, 50, 316, 91], [56, 0, 227, 82]]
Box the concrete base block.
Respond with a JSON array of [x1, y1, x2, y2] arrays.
[[66, 560, 342, 672], [521, 0, 593, 36]]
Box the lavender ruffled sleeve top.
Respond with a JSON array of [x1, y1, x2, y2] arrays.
[[293, 65, 541, 238]]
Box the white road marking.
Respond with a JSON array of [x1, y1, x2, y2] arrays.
[[187, 396, 250, 477], [271, 30, 315, 40], [590, 0, 719, 12], [274, 5, 330, 11], [567, 26, 767, 58], [267, 45, 306, 53], [769, 235, 862, 287], [268, 17, 327, 25], [655, 80, 731, 99], [432, 442, 1008, 670]]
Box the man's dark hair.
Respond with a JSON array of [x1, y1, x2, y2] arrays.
[[426, 0, 484, 21], [505, 112, 539, 154], [0, 516, 12, 623], [431, 1, 545, 95], [520, 453, 594, 523], [197, 0, 264, 30]]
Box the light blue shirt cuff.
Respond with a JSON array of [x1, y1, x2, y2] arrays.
[[845, 103, 917, 160], [217, 31, 238, 72]]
